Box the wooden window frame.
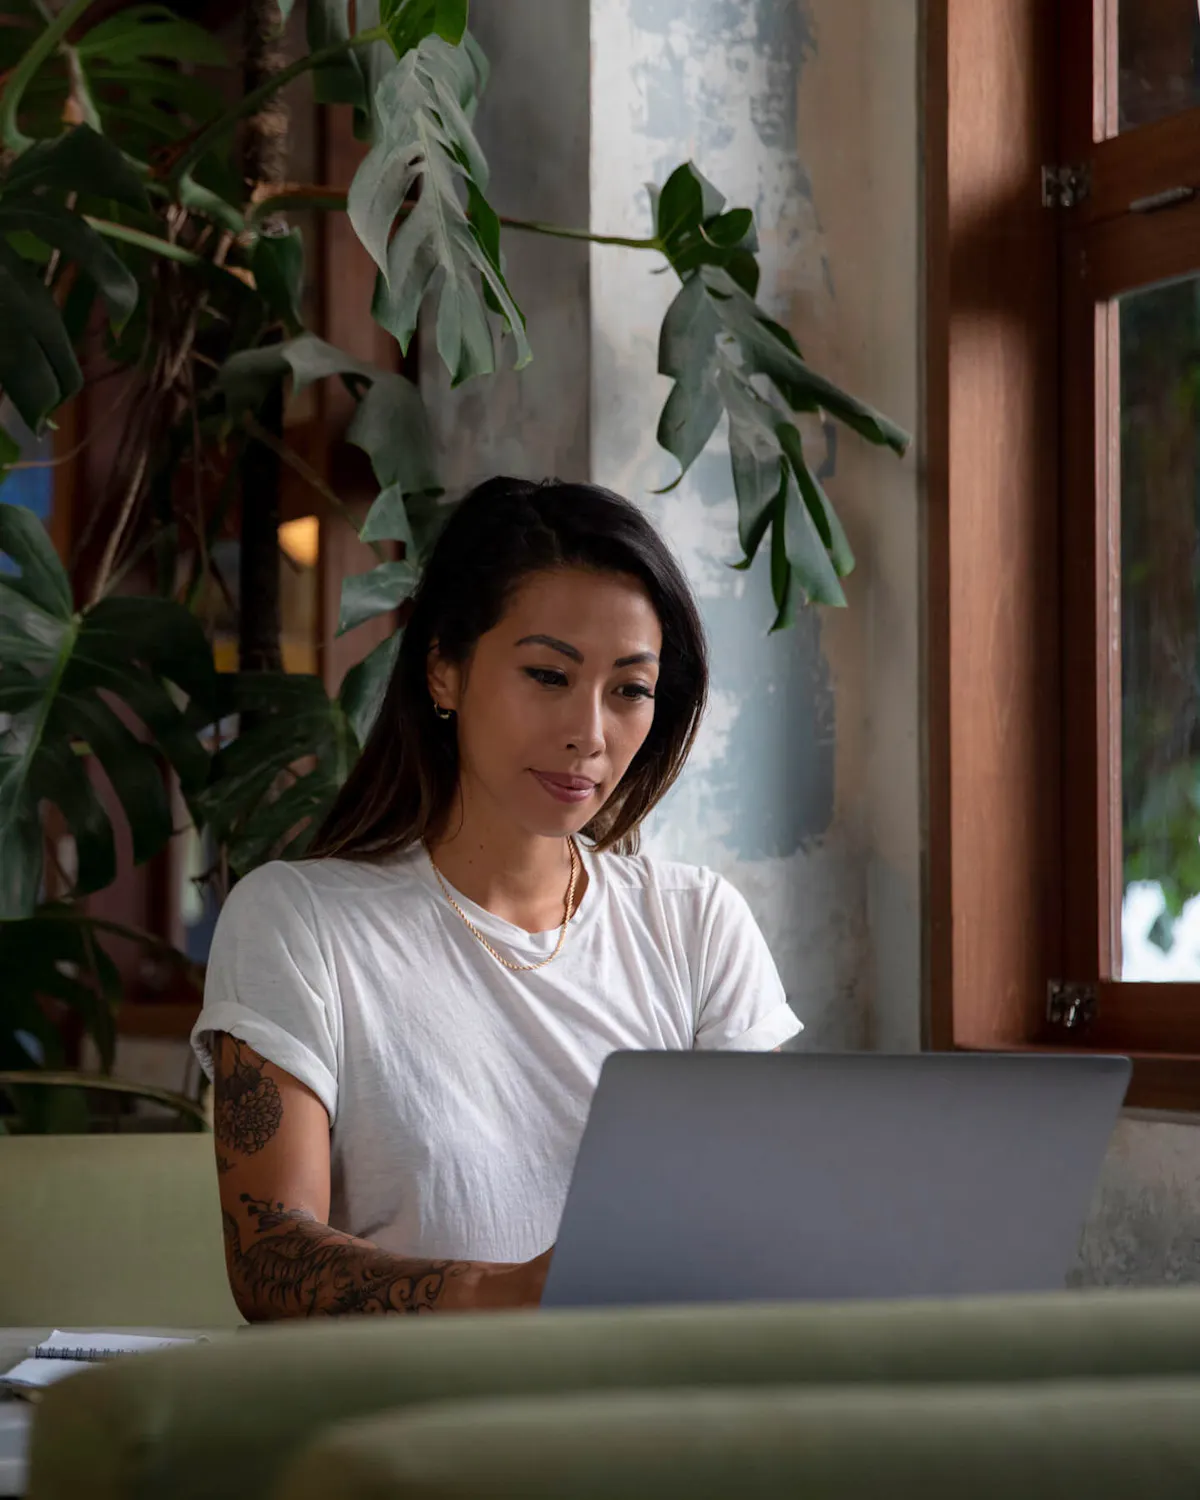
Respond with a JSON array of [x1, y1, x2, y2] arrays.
[[927, 0, 1200, 1109]]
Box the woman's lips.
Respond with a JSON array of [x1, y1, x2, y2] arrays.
[[531, 770, 597, 804]]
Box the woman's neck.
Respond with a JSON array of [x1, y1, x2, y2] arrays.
[[426, 802, 586, 935]]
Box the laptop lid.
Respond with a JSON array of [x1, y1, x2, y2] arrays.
[[540, 1051, 1130, 1308]]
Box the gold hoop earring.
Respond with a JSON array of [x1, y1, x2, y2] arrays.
[[433, 701, 454, 721]]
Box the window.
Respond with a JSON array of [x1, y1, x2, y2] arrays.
[[929, 0, 1200, 1107]]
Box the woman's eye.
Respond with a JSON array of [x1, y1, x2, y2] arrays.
[[617, 683, 655, 702], [525, 667, 568, 687]]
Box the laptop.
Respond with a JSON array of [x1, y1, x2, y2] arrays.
[[540, 1050, 1130, 1308]]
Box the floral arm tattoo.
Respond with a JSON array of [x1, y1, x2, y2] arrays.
[[212, 1034, 473, 1319], [214, 1037, 284, 1157]]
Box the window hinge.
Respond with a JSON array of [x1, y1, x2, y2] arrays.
[[1041, 163, 1091, 209], [1047, 981, 1098, 1030]]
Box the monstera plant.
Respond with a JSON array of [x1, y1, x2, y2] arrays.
[[0, 0, 907, 1125]]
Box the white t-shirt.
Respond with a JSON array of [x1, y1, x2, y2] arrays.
[[192, 843, 801, 1263]]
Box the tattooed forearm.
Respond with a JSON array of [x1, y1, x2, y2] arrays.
[[223, 1195, 476, 1319], [213, 1037, 283, 1157]]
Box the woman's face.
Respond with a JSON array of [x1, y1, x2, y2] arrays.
[[428, 566, 663, 838]]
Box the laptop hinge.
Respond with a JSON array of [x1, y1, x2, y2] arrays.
[[1046, 980, 1098, 1030]]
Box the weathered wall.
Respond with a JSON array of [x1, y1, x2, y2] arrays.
[[1075, 1115, 1200, 1284], [589, 0, 921, 1050]]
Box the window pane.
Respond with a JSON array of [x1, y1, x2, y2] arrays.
[[1117, 0, 1200, 133], [1120, 276, 1200, 977]]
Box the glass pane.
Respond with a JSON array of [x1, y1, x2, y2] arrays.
[[1120, 276, 1200, 977], [1117, 0, 1200, 133]]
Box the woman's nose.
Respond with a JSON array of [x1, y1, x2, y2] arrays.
[[564, 692, 605, 757]]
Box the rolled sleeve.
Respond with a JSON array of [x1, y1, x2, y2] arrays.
[[191, 862, 341, 1123]]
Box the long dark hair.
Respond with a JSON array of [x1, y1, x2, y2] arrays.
[[310, 476, 709, 859]]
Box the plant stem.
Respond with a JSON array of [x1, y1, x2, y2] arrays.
[[82, 216, 211, 270], [242, 414, 386, 562], [501, 217, 661, 252], [247, 187, 663, 254], [0, 0, 98, 154], [167, 26, 388, 191]]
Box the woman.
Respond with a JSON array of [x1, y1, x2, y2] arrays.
[[192, 476, 801, 1322]]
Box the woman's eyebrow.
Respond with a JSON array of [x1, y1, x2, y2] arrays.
[[516, 634, 660, 670], [515, 633, 583, 662]]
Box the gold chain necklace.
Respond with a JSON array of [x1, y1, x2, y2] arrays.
[[425, 838, 580, 972]]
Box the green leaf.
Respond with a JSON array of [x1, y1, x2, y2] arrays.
[[348, 375, 440, 494], [3, 125, 148, 211], [655, 162, 725, 253], [779, 422, 854, 578], [0, 203, 138, 330], [701, 265, 909, 453], [0, 239, 82, 431], [0, 500, 72, 617], [718, 369, 785, 566], [351, 39, 529, 384], [225, 773, 331, 872], [781, 471, 845, 609], [63, 696, 174, 864], [339, 631, 400, 745], [0, 763, 43, 922], [251, 228, 305, 333], [654, 273, 722, 489], [768, 487, 794, 634], [0, 584, 214, 918], [0, 910, 121, 1072], [307, 0, 372, 111], [219, 334, 370, 422], [360, 485, 416, 549], [76, 6, 228, 66], [338, 559, 418, 634], [382, 0, 469, 59], [195, 672, 354, 875], [0, 429, 18, 484], [33, 737, 118, 896]]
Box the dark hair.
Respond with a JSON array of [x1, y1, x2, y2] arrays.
[[310, 476, 709, 859]]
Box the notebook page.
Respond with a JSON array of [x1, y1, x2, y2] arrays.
[[35, 1331, 198, 1358], [1, 1359, 91, 1392]]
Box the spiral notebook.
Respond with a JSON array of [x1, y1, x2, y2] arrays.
[[2, 1331, 201, 1398]]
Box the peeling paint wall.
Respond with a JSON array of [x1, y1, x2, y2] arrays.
[[589, 0, 921, 1050]]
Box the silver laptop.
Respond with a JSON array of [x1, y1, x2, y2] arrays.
[[540, 1051, 1130, 1308]]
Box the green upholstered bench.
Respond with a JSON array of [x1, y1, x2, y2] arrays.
[[24, 1288, 1200, 1500], [275, 1377, 1200, 1500]]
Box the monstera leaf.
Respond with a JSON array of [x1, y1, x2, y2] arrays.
[[349, 35, 528, 384], [0, 907, 121, 1075], [0, 127, 146, 433], [0, 502, 216, 920], [194, 673, 357, 874], [651, 163, 910, 627], [4, 4, 227, 158]]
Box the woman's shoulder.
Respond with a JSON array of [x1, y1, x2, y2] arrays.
[[595, 850, 759, 934], [219, 848, 426, 923], [595, 849, 721, 899]]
